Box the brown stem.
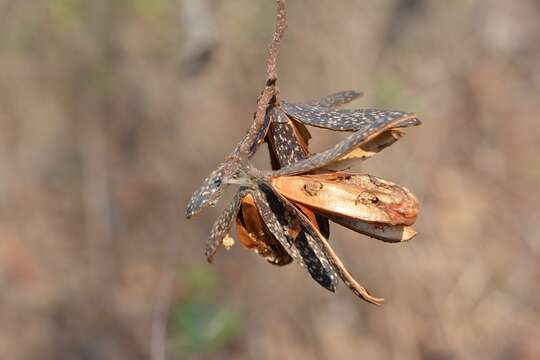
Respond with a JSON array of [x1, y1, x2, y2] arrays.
[[266, 0, 287, 82], [237, 0, 287, 156]]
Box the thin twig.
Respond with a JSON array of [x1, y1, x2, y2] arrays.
[[266, 0, 287, 82], [237, 0, 287, 156]]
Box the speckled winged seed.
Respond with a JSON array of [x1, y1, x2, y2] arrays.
[[267, 109, 309, 167], [273, 114, 420, 176], [206, 188, 248, 262], [281, 101, 415, 132]]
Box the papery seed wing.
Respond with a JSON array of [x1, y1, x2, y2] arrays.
[[267, 186, 384, 305], [252, 186, 338, 292], [206, 188, 248, 262], [281, 100, 419, 132], [271, 173, 419, 226], [274, 114, 420, 176]]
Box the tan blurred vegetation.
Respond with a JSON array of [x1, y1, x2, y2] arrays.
[[1, 0, 539, 359]]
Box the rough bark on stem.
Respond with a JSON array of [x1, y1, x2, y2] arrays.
[[237, 0, 287, 156]]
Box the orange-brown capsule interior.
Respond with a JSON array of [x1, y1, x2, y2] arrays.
[[235, 191, 328, 265], [235, 194, 291, 265], [271, 172, 419, 226]]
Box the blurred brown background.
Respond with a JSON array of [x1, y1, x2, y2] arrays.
[[1, 0, 539, 359]]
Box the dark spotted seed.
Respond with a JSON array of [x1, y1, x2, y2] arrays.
[[267, 109, 310, 168], [251, 188, 303, 264], [281, 100, 418, 132], [274, 115, 421, 176], [206, 188, 248, 262]]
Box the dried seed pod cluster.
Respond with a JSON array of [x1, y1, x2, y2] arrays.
[[185, 0, 421, 305]]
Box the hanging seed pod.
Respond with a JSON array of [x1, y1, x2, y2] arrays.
[[186, 0, 424, 304]]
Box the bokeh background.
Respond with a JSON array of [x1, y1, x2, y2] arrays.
[[1, 0, 539, 359]]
